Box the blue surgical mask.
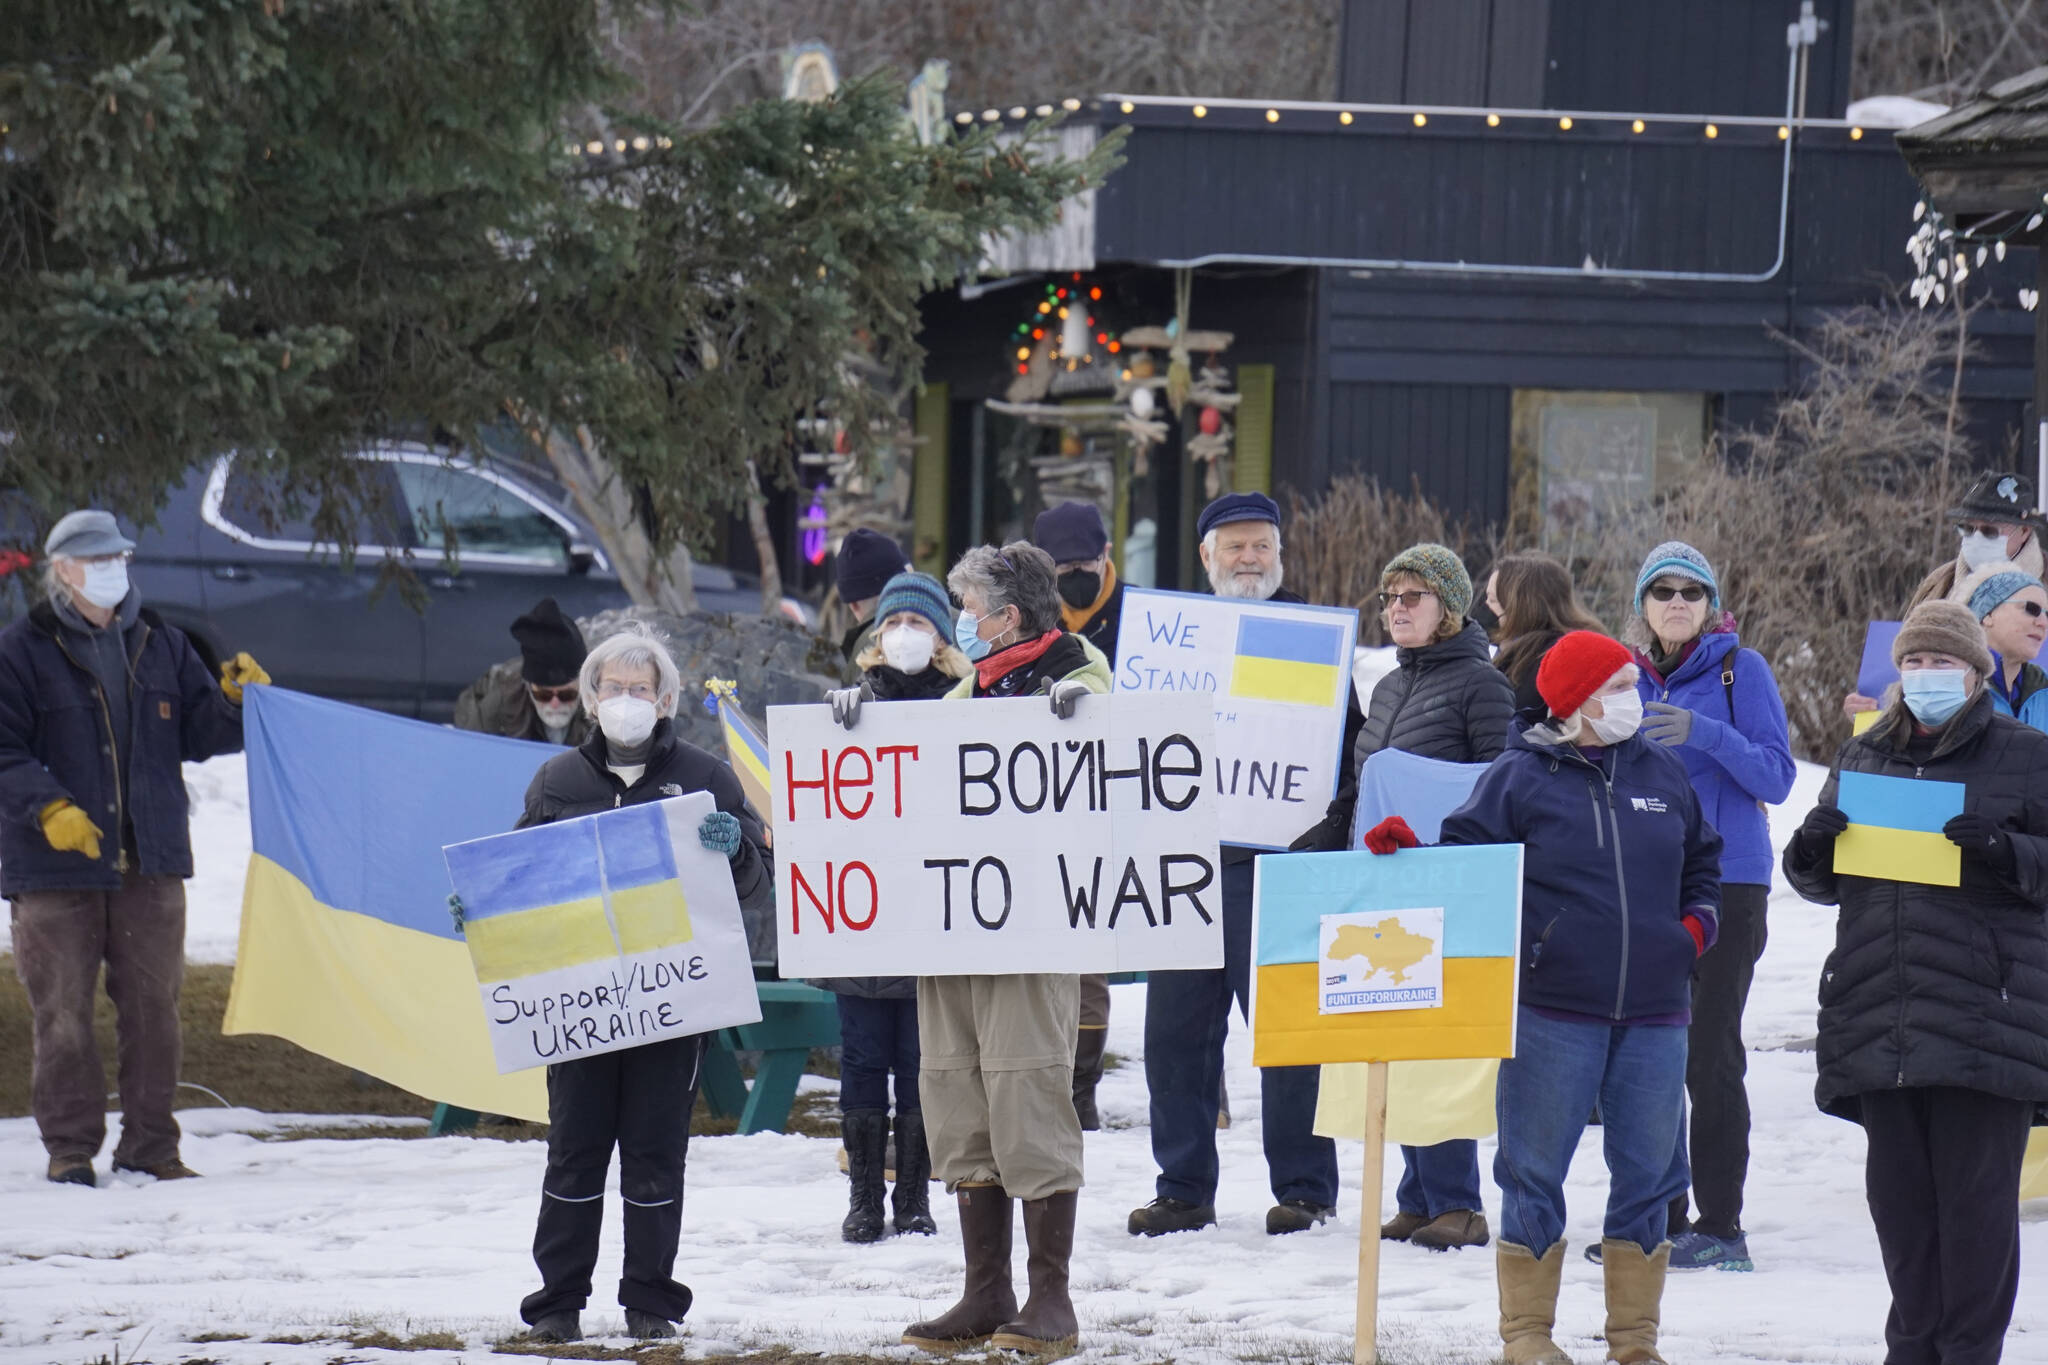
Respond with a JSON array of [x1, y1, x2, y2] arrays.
[[954, 611, 991, 662], [1900, 668, 1971, 726]]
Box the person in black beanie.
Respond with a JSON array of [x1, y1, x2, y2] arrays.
[[835, 529, 911, 665], [1030, 501, 1123, 1133], [453, 597, 593, 746]]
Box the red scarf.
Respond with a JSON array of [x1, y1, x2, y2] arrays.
[[974, 629, 1062, 691]]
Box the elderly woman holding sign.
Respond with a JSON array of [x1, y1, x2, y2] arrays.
[[476, 624, 773, 1345], [832, 541, 1108, 1354], [1784, 600, 2048, 1365], [1366, 630, 1721, 1365]]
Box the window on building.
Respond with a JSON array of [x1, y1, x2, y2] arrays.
[[1509, 390, 1712, 557]]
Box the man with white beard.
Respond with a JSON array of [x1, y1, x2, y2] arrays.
[[454, 597, 593, 747], [1128, 492, 1342, 1238]]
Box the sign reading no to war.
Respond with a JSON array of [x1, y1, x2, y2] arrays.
[[768, 694, 1223, 976], [1112, 588, 1359, 851], [443, 793, 762, 1073]]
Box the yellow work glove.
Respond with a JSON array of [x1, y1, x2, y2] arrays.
[[39, 800, 103, 861], [219, 651, 270, 703]]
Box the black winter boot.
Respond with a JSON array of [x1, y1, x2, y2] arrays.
[[1072, 1027, 1108, 1131], [892, 1110, 937, 1235], [841, 1108, 890, 1244]]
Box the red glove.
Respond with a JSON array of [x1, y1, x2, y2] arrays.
[[1363, 816, 1419, 856], [1682, 913, 1709, 957]]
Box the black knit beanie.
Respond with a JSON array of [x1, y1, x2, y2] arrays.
[[512, 598, 587, 686]]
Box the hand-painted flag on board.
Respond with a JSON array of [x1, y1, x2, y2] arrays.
[[222, 686, 551, 1120], [1833, 769, 1967, 887], [1228, 614, 1348, 707], [1251, 844, 1523, 1066]]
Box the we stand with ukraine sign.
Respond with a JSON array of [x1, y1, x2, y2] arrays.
[[444, 794, 761, 1073], [1112, 588, 1358, 851]]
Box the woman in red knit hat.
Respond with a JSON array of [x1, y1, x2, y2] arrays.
[[1364, 630, 1722, 1365]]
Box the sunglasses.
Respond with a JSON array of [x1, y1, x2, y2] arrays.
[[1959, 522, 2010, 539], [528, 684, 579, 703], [1377, 589, 1435, 609], [1646, 585, 1708, 604], [2009, 599, 2048, 620]]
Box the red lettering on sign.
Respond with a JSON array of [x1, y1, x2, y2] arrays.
[[838, 862, 878, 930], [790, 861, 833, 932], [785, 749, 831, 821], [876, 745, 919, 816], [833, 747, 875, 819]]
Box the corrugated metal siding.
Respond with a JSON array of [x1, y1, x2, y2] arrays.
[[1339, 0, 1549, 106], [1325, 383, 1512, 526]]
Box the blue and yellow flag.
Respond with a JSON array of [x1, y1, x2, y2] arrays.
[[1228, 615, 1348, 708], [222, 686, 552, 1120], [707, 682, 772, 824]]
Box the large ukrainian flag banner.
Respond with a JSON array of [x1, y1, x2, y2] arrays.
[[1251, 843, 1522, 1067], [222, 686, 551, 1121]]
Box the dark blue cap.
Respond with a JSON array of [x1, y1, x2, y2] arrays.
[[1032, 501, 1109, 564], [1195, 491, 1282, 542], [835, 528, 910, 602]]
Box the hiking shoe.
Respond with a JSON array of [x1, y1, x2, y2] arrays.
[[625, 1309, 676, 1339], [1669, 1228, 1753, 1272], [1380, 1210, 1430, 1241], [1410, 1208, 1490, 1251], [1127, 1196, 1216, 1236], [113, 1159, 200, 1180], [526, 1311, 581, 1343], [47, 1158, 95, 1188], [1267, 1200, 1335, 1235]]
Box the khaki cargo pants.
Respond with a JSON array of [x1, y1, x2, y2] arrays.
[[918, 972, 1083, 1201]]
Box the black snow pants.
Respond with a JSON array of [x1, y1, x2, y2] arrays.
[[520, 1033, 706, 1325]]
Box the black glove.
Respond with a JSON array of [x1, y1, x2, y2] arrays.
[[1798, 805, 1849, 846], [1289, 801, 1351, 852], [1944, 812, 2017, 878]]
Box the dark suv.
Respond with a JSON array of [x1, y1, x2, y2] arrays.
[[0, 444, 787, 720]]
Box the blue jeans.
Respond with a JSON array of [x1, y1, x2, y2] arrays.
[[836, 995, 920, 1114], [1494, 1008, 1688, 1257], [1397, 1140, 1485, 1218], [1144, 858, 1339, 1208]]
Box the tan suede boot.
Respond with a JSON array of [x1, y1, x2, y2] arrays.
[[1601, 1238, 1672, 1365], [1496, 1241, 1573, 1365], [902, 1185, 1017, 1350]]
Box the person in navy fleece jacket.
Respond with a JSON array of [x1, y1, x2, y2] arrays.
[[1365, 629, 1721, 1365], [1627, 541, 1793, 1272]]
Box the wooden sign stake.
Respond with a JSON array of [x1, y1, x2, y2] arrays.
[[1354, 1059, 1390, 1365]]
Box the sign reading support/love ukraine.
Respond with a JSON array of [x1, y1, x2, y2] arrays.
[[1251, 844, 1523, 1066], [1112, 587, 1359, 852], [444, 793, 762, 1073], [1833, 770, 1967, 888]]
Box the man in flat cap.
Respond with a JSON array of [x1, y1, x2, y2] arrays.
[[0, 510, 264, 1186]]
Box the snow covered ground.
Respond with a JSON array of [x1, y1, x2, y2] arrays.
[[2, 756, 2046, 1365]]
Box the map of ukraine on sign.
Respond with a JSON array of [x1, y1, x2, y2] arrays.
[[1113, 588, 1359, 852], [444, 793, 762, 1073], [1252, 844, 1522, 1066]]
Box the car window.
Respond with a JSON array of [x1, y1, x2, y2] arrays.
[[393, 462, 568, 568], [216, 460, 410, 549]]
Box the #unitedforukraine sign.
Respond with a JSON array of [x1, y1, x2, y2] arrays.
[[768, 694, 1225, 977]]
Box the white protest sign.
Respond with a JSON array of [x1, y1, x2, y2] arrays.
[[768, 693, 1223, 977], [444, 793, 762, 1073], [1112, 587, 1359, 850]]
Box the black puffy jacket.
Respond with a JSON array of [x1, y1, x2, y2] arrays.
[[1354, 619, 1515, 770], [520, 719, 778, 966], [1783, 692, 2048, 1122]]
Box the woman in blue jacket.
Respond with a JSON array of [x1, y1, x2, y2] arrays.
[[1367, 630, 1721, 1365], [1626, 541, 1794, 1273]]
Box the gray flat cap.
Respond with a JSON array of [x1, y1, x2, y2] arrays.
[[44, 510, 136, 559]]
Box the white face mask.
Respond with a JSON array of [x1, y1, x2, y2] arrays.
[[77, 560, 129, 610], [533, 697, 580, 732], [881, 625, 936, 674], [1960, 530, 2011, 572], [1586, 690, 1644, 745], [596, 695, 658, 746]]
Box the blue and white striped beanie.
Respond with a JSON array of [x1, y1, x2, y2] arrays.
[[1634, 541, 1719, 613], [874, 571, 954, 637]]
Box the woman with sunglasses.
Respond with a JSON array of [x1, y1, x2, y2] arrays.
[[1625, 541, 1794, 1275], [1355, 543, 1515, 1253], [1958, 567, 2048, 731]]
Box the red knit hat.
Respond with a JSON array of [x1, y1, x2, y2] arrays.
[[1536, 630, 1634, 719]]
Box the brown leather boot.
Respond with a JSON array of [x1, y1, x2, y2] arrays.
[[902, 1184, 1017, 1350], [1602, 1238, 1672, 1365], [1497, 1241, 1573, 1365], [991, 1191, 1079, 1352]]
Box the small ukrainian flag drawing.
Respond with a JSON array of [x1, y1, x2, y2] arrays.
[[1229, 615, 1348, 707], [1832, 770, 1967, 888]]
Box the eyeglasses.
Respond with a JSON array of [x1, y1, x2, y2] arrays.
[[79, 552, 132, 566], [528, 684, 579, 703], [1959, 522, 2011, 539], [1377, 589, 1435, 609], [594, 680, 658, 701], [1646, 585, 1708, 604]]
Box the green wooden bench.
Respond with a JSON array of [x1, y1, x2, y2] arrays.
[[428, 978, 842, 1137]]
